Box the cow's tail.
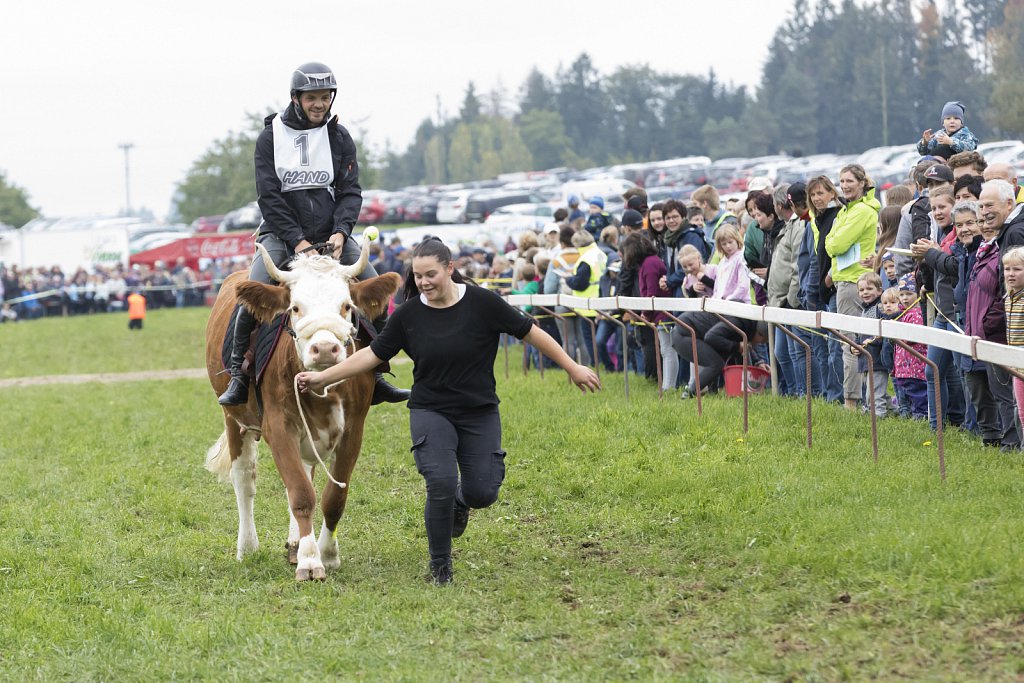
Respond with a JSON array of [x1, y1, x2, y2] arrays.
[[205, 430, 233, 482]]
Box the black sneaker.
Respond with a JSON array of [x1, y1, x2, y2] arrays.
[[452, 498, 470, 538], [429, 557, 453, 585]]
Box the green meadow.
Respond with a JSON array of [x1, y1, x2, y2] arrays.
[[1, 309, 1023, 681]]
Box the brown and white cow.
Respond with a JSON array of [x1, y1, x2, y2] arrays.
[[204, 241, 401, 581]]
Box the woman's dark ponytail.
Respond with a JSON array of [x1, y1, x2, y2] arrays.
[[401, 237, 477, 302]]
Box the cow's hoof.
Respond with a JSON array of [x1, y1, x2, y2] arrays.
[[286, 542, 299, 565], [296, 565, 327, 582]]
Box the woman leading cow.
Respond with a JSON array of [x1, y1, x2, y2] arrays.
[[218, 61, 408, 407], [297, 237, 601, 585]]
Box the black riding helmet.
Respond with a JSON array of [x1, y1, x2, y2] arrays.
[[289, 62, 337, 126]]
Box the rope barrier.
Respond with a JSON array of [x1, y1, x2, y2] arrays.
[[3, 278, 224, 305]]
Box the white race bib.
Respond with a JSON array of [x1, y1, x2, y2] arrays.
[[272, 114, 335, 192]]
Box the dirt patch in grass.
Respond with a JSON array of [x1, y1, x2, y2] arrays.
[[0, 368, 209, 387]]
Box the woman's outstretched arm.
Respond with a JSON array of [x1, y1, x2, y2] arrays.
[[524, 325, 602, 392]]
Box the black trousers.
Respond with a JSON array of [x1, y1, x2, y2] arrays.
[[409, 407, 506, 560], [671, 311, 757, 390]]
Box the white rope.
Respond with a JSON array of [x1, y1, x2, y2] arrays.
[[292, 374, 349, 490]]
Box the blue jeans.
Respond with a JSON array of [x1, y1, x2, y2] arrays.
[[574, 315, 596, 367], [925, 318, 967, 429], [594, 318, 618, 372], [822, 293, 845, 403], [774, 326, 798, 396], [793, 324, 822, 397]]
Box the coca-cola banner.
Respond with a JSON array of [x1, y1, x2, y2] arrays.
[[130, 232, 256, 269]]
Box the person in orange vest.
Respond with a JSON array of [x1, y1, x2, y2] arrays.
[[127, 290, 146, 330]]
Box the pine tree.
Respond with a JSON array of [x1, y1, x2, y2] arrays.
[[459, 82, 481, 123], [990, 0, 1024, 136]]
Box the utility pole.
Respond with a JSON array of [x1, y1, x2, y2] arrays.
[[436, 95, 447, 185], [118, 142, 134, 215], [880, 44, 888, 147]]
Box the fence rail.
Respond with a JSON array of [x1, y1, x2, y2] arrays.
[[505, 294, 1024, 369], [504, 293, 1024, 482]]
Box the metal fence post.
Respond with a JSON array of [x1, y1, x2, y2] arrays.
[[776, 324, 813, 449], [827, 328, 879, 463], [710, 313, 750, 433], [662, 312, 703, 417], [894, 340, 944, 481], [594, 310, 629, 399]]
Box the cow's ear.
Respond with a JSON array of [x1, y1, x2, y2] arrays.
[[351, 273, 402, 322], [236, 281, 290, 323]]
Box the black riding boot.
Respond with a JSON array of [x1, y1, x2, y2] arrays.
[[218, 307, 257, 406], [370, 313, 411, 405]]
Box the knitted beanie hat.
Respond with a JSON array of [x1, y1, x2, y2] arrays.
[[941, 101, 965, 121]]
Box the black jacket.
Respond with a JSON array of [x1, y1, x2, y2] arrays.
[[920, 224, 958, 319], [995, 206, 1024, 295], [254, 105, 362, 249], [809, 204, 841, 307]]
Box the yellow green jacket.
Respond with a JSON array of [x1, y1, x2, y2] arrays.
[[824, 188, 880, 283]]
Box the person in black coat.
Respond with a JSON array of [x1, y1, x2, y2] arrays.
[[219, 62, 408, 406]]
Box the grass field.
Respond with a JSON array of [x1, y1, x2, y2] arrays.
[[2, 310, 1024, 680]]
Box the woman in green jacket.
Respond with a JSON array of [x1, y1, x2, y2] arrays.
[[825, 163, 881, 409]]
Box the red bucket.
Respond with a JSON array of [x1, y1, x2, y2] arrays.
[[722, 364, 770, 397]]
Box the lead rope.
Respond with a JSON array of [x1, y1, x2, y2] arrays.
[[292, 373, 349, 491]]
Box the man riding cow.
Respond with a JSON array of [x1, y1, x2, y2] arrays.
[[206, 240, 402, 580], [218, 61, 408, 407]]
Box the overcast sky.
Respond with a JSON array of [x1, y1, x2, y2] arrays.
[[1, 0, 795, 222]]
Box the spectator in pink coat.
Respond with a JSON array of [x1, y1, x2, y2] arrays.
[[621, 232, 678, 390]]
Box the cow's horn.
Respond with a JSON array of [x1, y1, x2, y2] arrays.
[[340, 239, 370, 281], [256, 242, 298, 284]]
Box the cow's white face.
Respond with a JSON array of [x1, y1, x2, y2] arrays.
[[252, 243, 366, 371], [287, 265, 357, 370]]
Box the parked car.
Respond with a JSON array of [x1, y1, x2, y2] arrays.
[[483, 202, 558, 231], [436, 189, 473, 223], [980, 140, 1024, 164], [978, 140, 1024, 161], [464, 191, 546, 223], [399, 194, 423, 224], [560, 178, 636, 206], [129, 231, 189, 254], [190, 215, 224, 233], [417, 195, 441, 225], [381, 193, 410, 224], [220, 202, 262, 232], [358, 190, 387, 225]]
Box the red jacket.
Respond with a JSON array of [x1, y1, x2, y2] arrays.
[[965, 240, 1006, 344]]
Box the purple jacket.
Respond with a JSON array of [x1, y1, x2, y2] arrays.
[[637, 254, 671, 324], [965, 240, 1006, 344]]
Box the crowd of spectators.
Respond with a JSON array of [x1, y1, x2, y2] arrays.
[[391, 131, 1023, 450], [0, 256, 250, 322]]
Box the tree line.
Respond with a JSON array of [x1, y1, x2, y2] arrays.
[[379, 0, 1022, 189], [1, 0, 1021, 228]]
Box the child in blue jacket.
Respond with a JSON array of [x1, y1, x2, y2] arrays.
[[916, 101, 979, 160]]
